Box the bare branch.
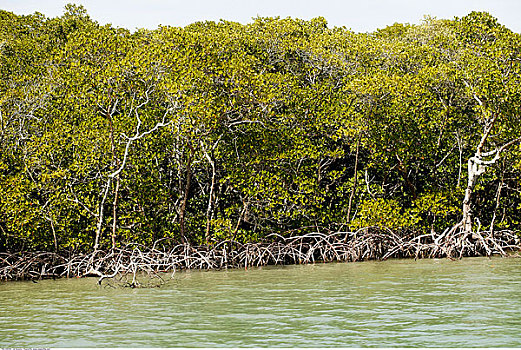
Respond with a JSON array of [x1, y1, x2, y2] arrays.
[[109, 109, 173, 179]]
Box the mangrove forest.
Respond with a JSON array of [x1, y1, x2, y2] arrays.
[[1, 5, 520, 281]]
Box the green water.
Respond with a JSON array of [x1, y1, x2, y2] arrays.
[[1, 256, 521, 347]]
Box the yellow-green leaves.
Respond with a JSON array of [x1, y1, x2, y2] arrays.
[[1, 8, 521, 251]]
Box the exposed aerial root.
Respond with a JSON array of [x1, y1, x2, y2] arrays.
[[1, 228, 519, 284]]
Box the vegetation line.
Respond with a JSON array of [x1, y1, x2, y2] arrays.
[[1, 6, 521, 275], [1, 229, 519, 284]]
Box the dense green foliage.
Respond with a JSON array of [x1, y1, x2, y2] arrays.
[[1, 6, 520, 252]]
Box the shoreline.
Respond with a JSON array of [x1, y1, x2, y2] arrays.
[[1, 228, 519, 285]]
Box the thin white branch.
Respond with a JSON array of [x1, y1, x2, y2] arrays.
[[108, 109, 173, 179], [463, 79, 484, 107], [227, 119, 265, 128], [66, 184, 98, 218], [436, 143, 457, 168]]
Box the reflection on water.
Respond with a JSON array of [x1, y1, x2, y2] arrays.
[[1, 256, 521, 347]]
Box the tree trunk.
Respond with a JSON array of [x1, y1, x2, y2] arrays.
[[460, 113, 497, 233], [396, 156, 417, 200], [489, 173, 504, 237], [204, 153, 216, 244], [50, 217, 58, 252], [111, 175, 120, 250], [179, 143, 194, 243], [0, 108, 4, 136], [108, 106, 118, 250], [347, 136, 360, 223], [461, 163, 476, 233], [461, 135, 521, 234], [94, 177, 111, 251]]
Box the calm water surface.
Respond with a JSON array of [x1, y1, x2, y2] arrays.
[[1, 256, 521, 347]]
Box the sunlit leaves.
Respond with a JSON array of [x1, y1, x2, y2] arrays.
[[1, 7, 520, 251]]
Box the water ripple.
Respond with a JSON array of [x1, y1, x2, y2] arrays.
[[1, 256, 521, 347]]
